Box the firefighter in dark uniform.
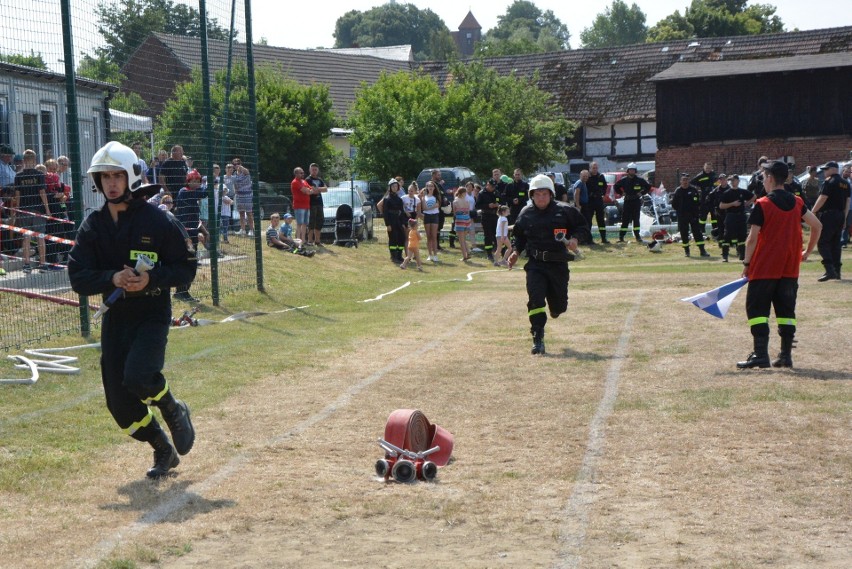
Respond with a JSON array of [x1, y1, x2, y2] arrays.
[[811, 161, 851, 281], [691, 162, 718, 239], [717, 174, 754, 262], [672, 173, 710, 257], [68, 141, 197, 479], [380, 179, 407, 262], [475, 178, 501, 262], [613, 162, 650, 243], [504, 168, 529, 225], [784, 165, 804, 200], [507, 174, 589, 355], [747, 156, 769, 199], [586, 162, 610, 243], [710, 174, 729, 258]]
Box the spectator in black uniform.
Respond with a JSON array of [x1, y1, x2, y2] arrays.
[[504, 168, 529, 225], [718, 174, 754, 262], [585, 162, 610, 243], [68, 141, 196, 479], [613, 162, 650, 243], [691, 162, 717, 238], [173, 169, 207, 302], [811, 161, 851, 281], [476, 178, 501, 262], [158, 145, 188, 195], [747, 156, 769, 199], [378, 179, 407, 263], [573, 170, 594, 244], [13, 149, 51, 272], [507, 174, 589, 355], [672, 173, 709, 257], [710, 173, 729, 244], [548, 172, 568, 203], [784, 164, 804, 200]]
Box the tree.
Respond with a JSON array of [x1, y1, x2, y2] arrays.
[[647, 0, 784, 42], [476, 0, 570, 56], [333, 3, 456, 61], [347, 64, 573, 180], [95, 0, 232, 68], [580, 1, 648, 48], [155, 64, 336, 182], [0, 50, 48, 70]]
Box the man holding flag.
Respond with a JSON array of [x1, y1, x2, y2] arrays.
[[737, 160, 821, 369]]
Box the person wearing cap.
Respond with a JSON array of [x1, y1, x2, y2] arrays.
[[672, 173, 709, 258], [613, 162, 651, 243], [507, 174, 590, 355], [12, 154, 24, 173], [378, 178, 407, 263], [783, 164, 804, 200], [737, 160, 821, 369], [811, 161, 850, 281], [67, 141, 197, 479], [585, 162, 610, 243], [718, 174, 754, 262], [173, 169, 208, 301], [710, 173, 730, 257]]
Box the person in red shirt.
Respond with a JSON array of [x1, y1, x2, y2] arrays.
[[737, 161, 821, 369], [290, 166, 312, 244]]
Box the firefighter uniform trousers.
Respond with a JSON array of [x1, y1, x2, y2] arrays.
[[678, 213, 706, 250], [525, 258, 569, 329], [101, 298, 174, 444], [745, 278, 797, 342]]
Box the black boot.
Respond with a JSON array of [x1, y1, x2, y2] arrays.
[[684, 246, 691, 257], [699, 244, 710, 257], [737, 244, 746, 261], [737, 336, 770, 369], [146, 429, 179, 479], [818, 262, 839, 282], [772, 336, 794, 368], [721, 245, 729, 262], [154, 392, 195, 456], [531, 327, 545, 355], [600, 230, 610, 244], [836, 263, 842, 280]]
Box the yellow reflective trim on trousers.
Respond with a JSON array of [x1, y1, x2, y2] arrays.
[[528, 307, 547, 317], [748, 316, 769, 326], [142, 381, 170, 405], [123, 409, 154, 436], [777, 318, 797, 326]]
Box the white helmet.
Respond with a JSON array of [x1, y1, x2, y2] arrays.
[[528, 174, 555, 197], [387, 178, 400, 189], [626, 162, 638, 172], [88, 141, 159, 197]]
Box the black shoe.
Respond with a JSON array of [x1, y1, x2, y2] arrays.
[[146, 431, 180, 479], [736, 352, 770, 369], [531, 328, 545, 355], [156, 395, 195, 455], [772, 353, 793, 368], [601, 238, 610, 244], [174, 292, 200, 303]]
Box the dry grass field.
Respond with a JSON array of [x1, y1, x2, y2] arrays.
[[0, 238, 849, 568]]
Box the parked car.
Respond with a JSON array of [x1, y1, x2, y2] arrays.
[[415, 167, 479, 198], [320, 186, 374, 242], [257, 181, 292, 220]]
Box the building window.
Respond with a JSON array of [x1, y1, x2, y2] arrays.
[[584, 121, 657, 158], [0, 96, 9, 146], [22, 104, 58, 162]]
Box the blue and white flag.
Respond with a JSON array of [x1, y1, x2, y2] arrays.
[[681, 277, 748, 319]]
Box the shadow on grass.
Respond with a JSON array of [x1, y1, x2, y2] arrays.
[[102, 478, 236, 522], [713, 368, 852, 381], [553, 347, 613, 362]]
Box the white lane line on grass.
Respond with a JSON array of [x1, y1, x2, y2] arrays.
[[361, 269, 506, 303], [554, 291, 644, 569], [360, 281, 411, 302], [73, 303, 493, 569]]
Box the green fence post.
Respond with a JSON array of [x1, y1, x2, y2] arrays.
[[244, 0, 264, 292], [60, 0, 90, 337]]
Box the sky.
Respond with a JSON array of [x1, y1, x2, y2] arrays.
[[1, 1, 850, 73], [249, 0, 851, 50]]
